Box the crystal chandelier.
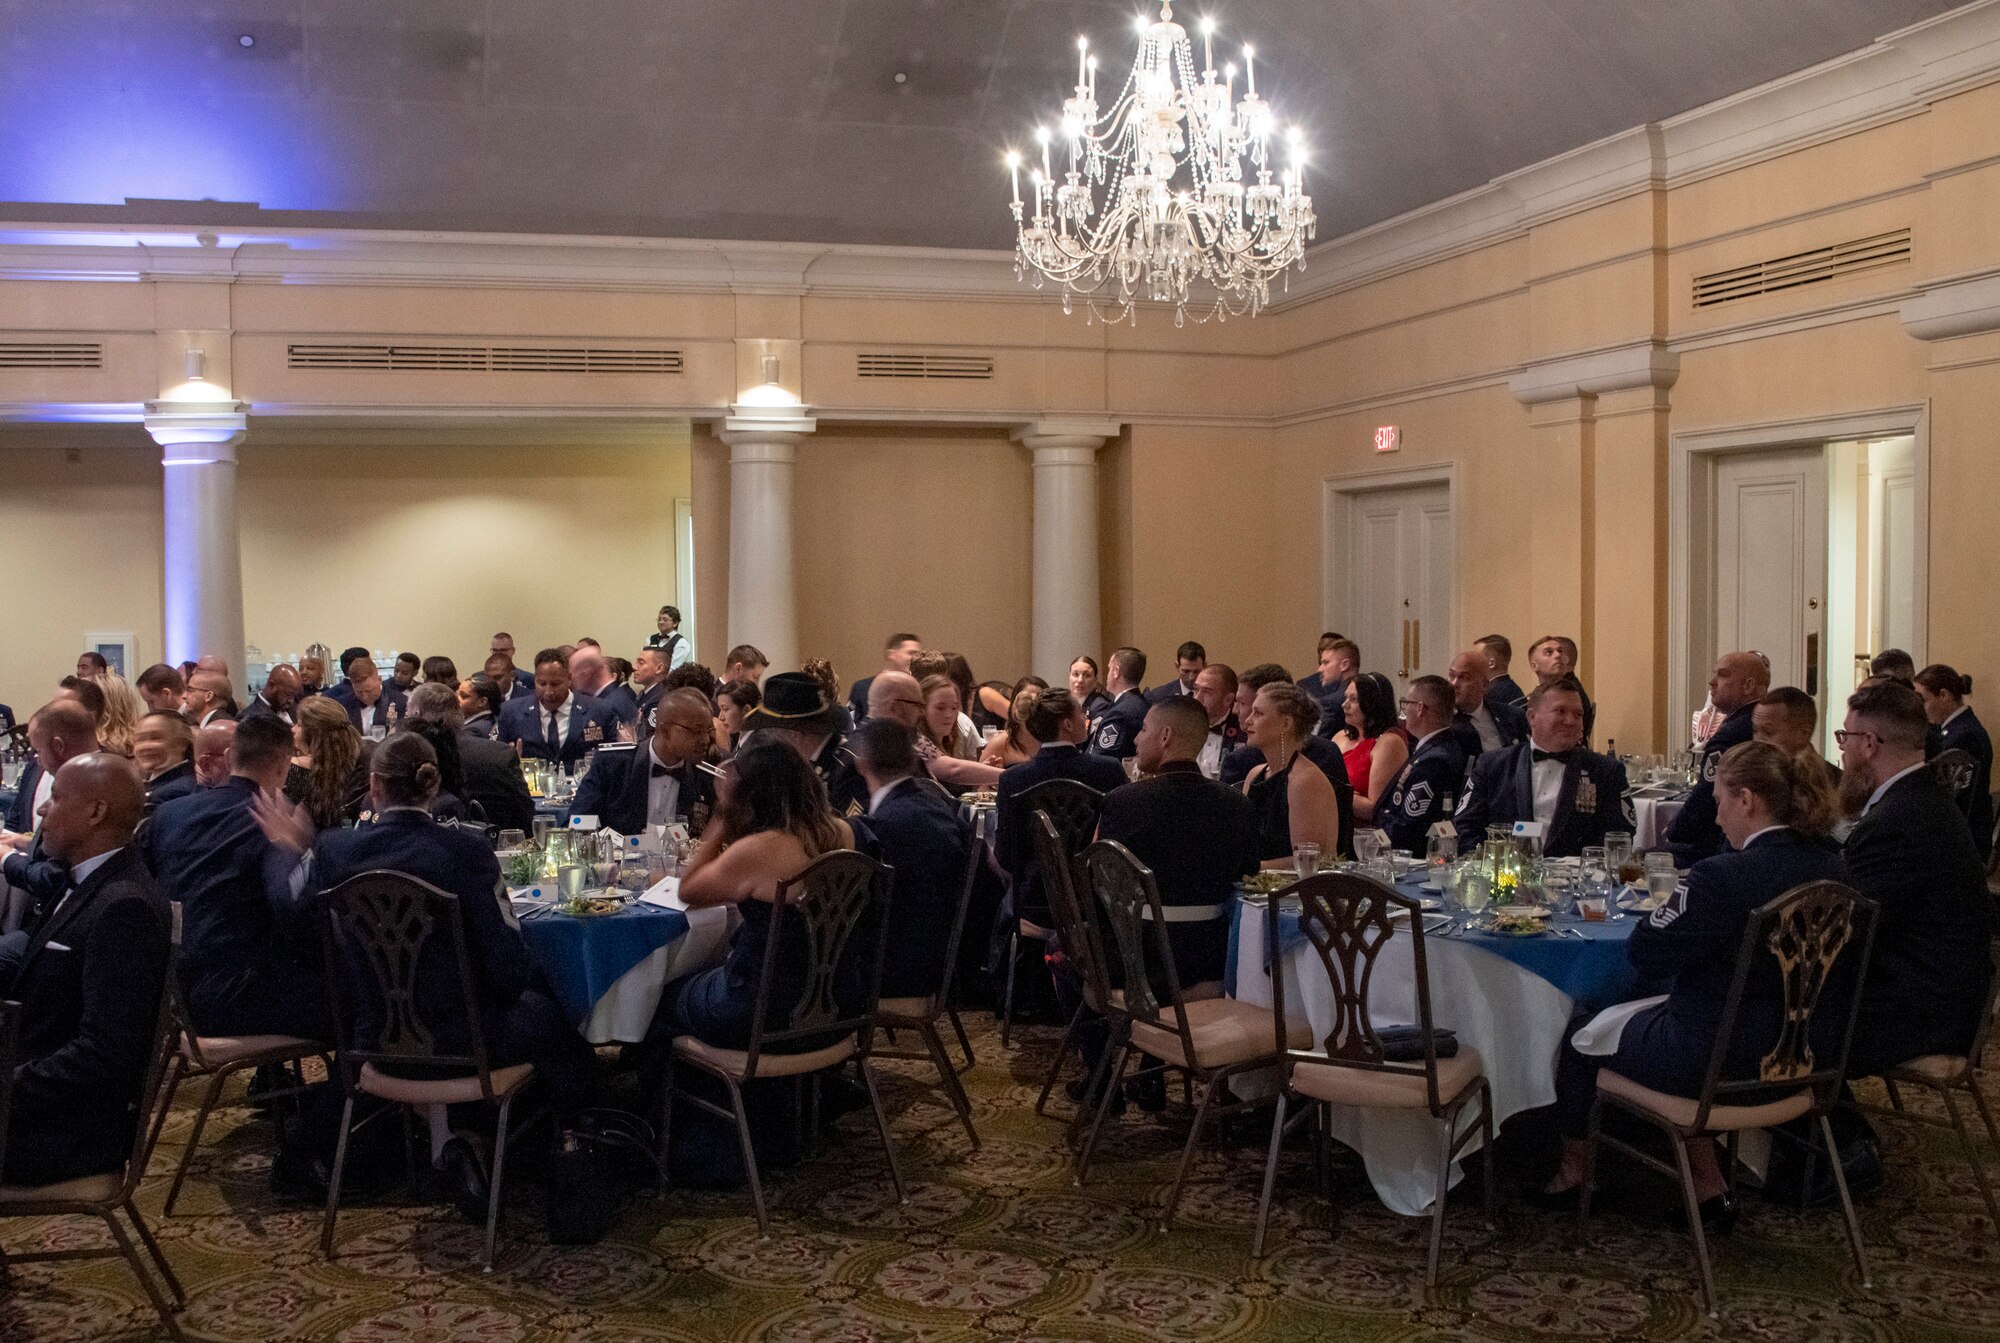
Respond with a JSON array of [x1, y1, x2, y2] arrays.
[[1005, 0, 1315, 325]]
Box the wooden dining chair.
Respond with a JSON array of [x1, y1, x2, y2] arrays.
[[1579, 879, 1877, 1316], [1000, 779, 1106, 1045], [317, 871, 538, 1271], [1072, 839, 1307, 1228], [1857, 967, 2000, 1233], [1248, 871, 1493, 1284], [1027, 810, 1123, 1129], [658, 849, 904, 1236], [875, 808, 988, 1150], [0, 915, 188, 1341]]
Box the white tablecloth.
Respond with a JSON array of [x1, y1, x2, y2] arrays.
[[576, 902, 735, 1044], [1632, 793, 1688, 850], [1232, 925, 1576, 1216]]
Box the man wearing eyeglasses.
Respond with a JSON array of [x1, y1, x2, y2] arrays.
[[1663, 651, 1768, 862], [1382, 677, 1466, 855], [570, 688, 716, 836]]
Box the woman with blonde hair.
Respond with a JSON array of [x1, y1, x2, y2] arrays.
[[285, 695, 367, 830], [93, 670, 147, 756], [979, 684, 1043, 768]]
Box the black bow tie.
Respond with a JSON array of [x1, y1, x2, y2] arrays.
[[651, 762, 683, 780], [1533, 748, 1578, 765]]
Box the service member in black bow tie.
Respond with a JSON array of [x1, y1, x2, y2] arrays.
[[569, 687, 716, 836], [1453, 675, 1630, 858]]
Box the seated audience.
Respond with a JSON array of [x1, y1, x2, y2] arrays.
[[1144, 640, 1206, 704], [498, 647, 620, 768], [1380, 676, 1466, 854], [993, 688, 1128, 930], [723, 644, 769, 686], [390, 652, 421, 693], [1088, 647, 1150, 759], [847, 632, 923, 725], [1916, 663, 1993, 859], [1528, 635, 1596, 743], [1541, 742, 1851, 1220], [73, 651, 107, 681], [1478, 633, 1527, 712], [193, 719, 237, 788], [1305, 637, 1359, 738], [570, 645, 640, 729], [1448, 648, 1528, 759], [134, 710, 197, 808], [920, 674, 984, 761], [872, 671, 1002, 794], [1665, 651, 1769, 863], [851, 719, 971, 1001], [744, 671, 868, 817], [1190, 663, 1245, 780], [572, 688, 717, 835], [457, 674, 503, 738], [285, 696, 368, 830], [256, 732, 597, 1141], [329, 655, 405, 738], [0, 753, 171, 1188], [1753, 687, 1841, 790], [1869, 648, 1917, 682], [297, 654, 328, 697], [1219, 664, 1356, 851], [1069, 655, 1111, 726], [1333, 671, 1409, 825], [405, 681, 534, 833], [183, 668, 237, 728], [715, 680, 760, 757], [485, 651, 533, 702], [142, 714, 331, 1040], [135, 662, 185, 714], [240, 664, 302, 729], [57, 675, 109, 741], [1242, 681, 1344, 867], [644, 736, 861, 1053], [630, 646, 669, 725], [1837, 680, 1993, 1079], [1454, 678, 1630, 858]]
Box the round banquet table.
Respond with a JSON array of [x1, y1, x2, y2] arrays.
[[513, 877, 735, 1045], [1227, 869, 1640, 1216]]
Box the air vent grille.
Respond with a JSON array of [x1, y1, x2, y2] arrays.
[[287, 343, 682, 374], [1693, 229, 1911, 309], [0, 341, 103, 369], [856, 352, 995, 381]]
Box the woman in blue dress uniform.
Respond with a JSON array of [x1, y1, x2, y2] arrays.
[[1917, 663, 1994, 861]]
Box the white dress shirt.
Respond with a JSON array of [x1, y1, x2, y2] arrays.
[[646, 742, 682, 828], [1527, 738, 1566, 823], [356, 698, 383, 734], [32, 766, 54, 824], [1468, 705, 1502, 752], [1197, 727, 1225, 780]]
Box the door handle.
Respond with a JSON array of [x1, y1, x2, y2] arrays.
[[1400, 621, 1411, 679], [1805, 632, 1819, 697], [1413, 619, 1421, 673]]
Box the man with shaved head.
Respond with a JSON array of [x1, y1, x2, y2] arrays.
[[240, 662, 302, 727], [1665, 650, 1772, 862], [0, 752, 172, 1187], [568, 644, 640, 731], [193, 718, 237, 788], [182, 667, 236, 728]]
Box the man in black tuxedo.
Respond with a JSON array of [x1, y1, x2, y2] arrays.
[[1383, 676, 1468, 854], [3, 700, 102, 908], [141, 713, 330, 1040], [572, 689, 716, 835], [569, 646, 640, 730], [1837, 679, 1992, 1077], [403, 683, 534, 834], [994, 688, 1128, 930], [1448, 649, 1528, 761], [1665, 651, 1769, 863], [1190, 663, 1247, 780], [851, 719, 972, 1001], [0, 752, 171, 1187], [1454, 677, 1630, 858], [239, 663, 303, 728], [134, 711, 198, 808], [1143, 641, 1206, 705], [497, 648, 620, 768], [327, 656, 407, 737]]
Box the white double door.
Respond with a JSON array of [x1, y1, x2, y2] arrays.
[[1334, 481, 1454, 695], [1713, 446, 1827, 699]]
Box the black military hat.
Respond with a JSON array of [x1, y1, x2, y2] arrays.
[[742, 671, 841, 734]]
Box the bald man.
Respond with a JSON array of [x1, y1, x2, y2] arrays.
[[240, 663, 302, 727], [869, 671, 1004, 792], [194, 719, 238, 788], [183, 667, 236, 728], [0, 753, 172, 1187], [569, 645, 640, 730], [1665, 650, 1772, 862]]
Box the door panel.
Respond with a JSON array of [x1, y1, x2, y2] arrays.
[[1714, 446, 1827, 703], [1337, 481, 1453, 694]]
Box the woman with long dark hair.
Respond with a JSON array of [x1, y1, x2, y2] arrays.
[[1917, 663, 1993, 859], [1334, 671, 1409, 824], [286, 695, 367, 829]]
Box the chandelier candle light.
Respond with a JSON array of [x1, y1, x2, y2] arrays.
[[1005, 1, 1315, 325]]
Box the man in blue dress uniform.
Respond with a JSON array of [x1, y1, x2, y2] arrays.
[[1089, 647, 1150, 761], [1454, 677, 1630, 858]]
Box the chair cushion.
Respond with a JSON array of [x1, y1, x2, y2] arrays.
[[0, 1172, 122, 1205], [1597, 1069, 1813, 1132], [1290, 1048, 1486, 1110], [1891, 1055, 1970, 1084], [186, 1032, 324, 1068], [673, 1033, 858, 1079], [356, 1061, 534, 1105], [877, 996, 936, 1022], [1129, 998, 1310, 1071]]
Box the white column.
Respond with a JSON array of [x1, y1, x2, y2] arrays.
[[720, 405, 815, 673], [1015, 420, 1120, 686], [145, 404, 249, 690]]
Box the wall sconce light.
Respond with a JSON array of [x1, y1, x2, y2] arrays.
[[761, 354, 780, 385], [184, 347, 207, 382]]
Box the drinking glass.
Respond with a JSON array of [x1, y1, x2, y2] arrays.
[[557, 864, 587, 901], [1292, 843, 1321, 878], [1543, 869, 1578, 915], [531, 816, 555, 847], [1604, 832, 1637, 884], [1645, 867, 1679, 910], [497, 828, 527, 852], [1426, 830, 1458, 872], [1459, 867, 1492, 915], [1121, 757, 1141, 783], [1354, 829, 1383, 867]]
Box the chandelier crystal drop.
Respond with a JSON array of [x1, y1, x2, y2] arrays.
[[1005, 0, 1315, 325]]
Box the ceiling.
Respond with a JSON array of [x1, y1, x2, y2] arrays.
[[0, 0, 1970, 251]]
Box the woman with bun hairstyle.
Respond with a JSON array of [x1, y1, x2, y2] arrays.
[[1917, 663, 1993, 859]]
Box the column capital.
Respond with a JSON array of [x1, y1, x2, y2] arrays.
[[1012, 418, 1122, 453], [144, 400, 249, 462], [1508, 341, 1678, 407]]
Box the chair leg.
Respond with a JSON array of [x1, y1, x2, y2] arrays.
[[1427, 1105, 1454, 1286], [655, 1064, 676, 1174], [724, 1077, 770, 1237], [162, 1068, 230, 1216], [1063, 1023, 1121, 1147], [1073, 1042, 1130, 1186], [1819, 1113, 1872, 1288], [1160, 1074, 1221, 1232], [319, 1093, 356, 1258], [1313, 1104, 1330, 1202], [1966, 1077, 2000, 1152], [1034, 1003, 1085, 1117], [102, 1211, 187, 1343], [859, 1060, 908, 1202], [1671, 1135, 1719, 1317], [143, 1055, 187, 1173], [1252, 1091, 1289, 1259], [1478, 1081, 1497, 1219], [123, 1199, 186, 1309], [1885, 1077, 1906, 1112], [947, 1006, 976, 1070], [1000, 930, 1021, 1046], [1942, 1086, 2000, 1228], [920, 1022, 980, 1150], [479, 1095, 513, 1272], [1577, 1098, 1603, 1230]]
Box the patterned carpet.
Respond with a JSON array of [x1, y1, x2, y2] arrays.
[[5, 1018, 2000, 1342]]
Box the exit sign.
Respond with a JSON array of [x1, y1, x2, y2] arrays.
[[1374, 425, 1401, 453]]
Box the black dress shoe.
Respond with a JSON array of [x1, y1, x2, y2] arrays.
[[1065, 1075, 1125, 1117], [437, 1132, 491, 1225], [1125, 1069, 1167, 1114]]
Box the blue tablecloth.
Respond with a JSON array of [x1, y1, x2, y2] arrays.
[[518, 902, 690, 1025], [1226, 872, 1639, 1011]]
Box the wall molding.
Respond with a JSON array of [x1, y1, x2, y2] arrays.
[[1509, 342, 1680, 406], [1901, 268, 2000, 341]]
